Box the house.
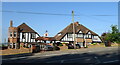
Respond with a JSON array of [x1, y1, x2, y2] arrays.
[[54, 22, 102, 48], [8, 20, 40, 49]]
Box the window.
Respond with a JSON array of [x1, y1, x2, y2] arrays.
[[68, 34, 72, 38], [86, 34, 92, 38], [31, 33, 36, 38], [85, 34, 88, 38], [14, 32, 17, 37], [77, 34, 83, 38], [93, 36, 98, 40], [22, 33, 26, 39], [88, 34, 91, 38], [10, 32, 12, 37]]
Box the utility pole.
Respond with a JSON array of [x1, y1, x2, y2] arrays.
[[84, 34, 86, 48], [72, 11, 76, 49]]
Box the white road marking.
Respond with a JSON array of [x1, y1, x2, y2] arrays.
[[103, 60, 119, 63]]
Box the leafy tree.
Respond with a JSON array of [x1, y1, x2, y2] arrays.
[[111, 25, 119, 34], [101, 25, 120, 44]]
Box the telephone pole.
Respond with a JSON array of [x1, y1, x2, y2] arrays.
[[72, 11, 76, 49]]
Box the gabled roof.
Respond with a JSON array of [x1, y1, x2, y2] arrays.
[[54, 22, 98, 41], [17, 23, 37, 33]]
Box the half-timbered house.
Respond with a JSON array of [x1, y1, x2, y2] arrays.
[[8, 20, 40, 49], [54, 22, 102, 48]]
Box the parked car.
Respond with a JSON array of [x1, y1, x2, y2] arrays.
[[68, 44, 74, 49], [68, 44, 81, 49], [44, 45, 54, 51], [76, 44, 80, 49]]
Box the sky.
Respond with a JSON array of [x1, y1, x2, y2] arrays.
[[1, 2, 118, 43], [2, 0, 119, 2]]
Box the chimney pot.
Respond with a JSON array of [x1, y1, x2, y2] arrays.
[[76, 22, 79, 24], [75, 22, 79, 26], [10, 20, 13, 27]]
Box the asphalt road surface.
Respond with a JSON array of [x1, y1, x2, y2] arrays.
[[2, 46, 120, 64]]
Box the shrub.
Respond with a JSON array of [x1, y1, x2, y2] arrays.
[[59, 44, 63, 46], [92, 43, 97, 45]]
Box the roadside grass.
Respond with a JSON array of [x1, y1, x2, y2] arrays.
[[0, 48, 32, 56], [1, 52, 31, 56]]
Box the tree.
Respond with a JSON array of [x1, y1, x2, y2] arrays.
[[101, 25, 120, 44], [111, 25, 119, 34]]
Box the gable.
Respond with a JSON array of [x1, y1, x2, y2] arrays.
[[17, 23, 36, 33], [78, 30, 82, 33], [87, 31, 91, 34]]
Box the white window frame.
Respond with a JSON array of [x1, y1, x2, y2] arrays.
[[10, 32, 12, 37], [31, 33, 36, 39], [68, 34, 73, 38], [77, 34, 83, 38], [22, 33, 26, 39], [14, 32, 17, 37]]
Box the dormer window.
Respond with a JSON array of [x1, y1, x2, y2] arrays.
[[86, 32, 92, 38]]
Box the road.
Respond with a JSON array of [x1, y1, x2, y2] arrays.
[[1, 46, 120, 64]]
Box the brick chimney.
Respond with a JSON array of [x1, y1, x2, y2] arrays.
[[10, 20, 13, 27], [75, 22, 79, 26]]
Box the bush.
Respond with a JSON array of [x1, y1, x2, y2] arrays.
[[84, 46, 88, 48], [59, 44, 63, 46], [94, 43, 97, 45]]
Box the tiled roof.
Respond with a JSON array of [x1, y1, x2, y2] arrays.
[[17, 23, 36, 33], [54, 22, 98, 41], [36, 37, 56, 41]]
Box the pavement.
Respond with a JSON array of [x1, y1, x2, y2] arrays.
[[1, 46, 120, 64]]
